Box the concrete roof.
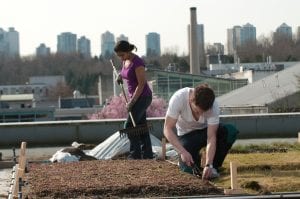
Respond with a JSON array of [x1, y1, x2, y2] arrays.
[[0, 94, 34, 101], [217, 62, 300, 107]]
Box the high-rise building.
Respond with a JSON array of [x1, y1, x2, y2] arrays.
[[241, 23, 256, 45], [227, 26, 242, 55], [77, 36, 91, 58], [145, 32, 161, 57], [227, 23, 256, 55], [36, 43, 50, 57], [297, 26, 300, 42], [206, 43, 224, 55], [101, 31, 115, 58], [227, 29, 234, 55], [274, 23, 292, 42], [57, 32, 77, 54], [0, 28, 8, 56], [6, 27, 19, 57], [116, 34, 128, 42], [0, 27, 19, 57]]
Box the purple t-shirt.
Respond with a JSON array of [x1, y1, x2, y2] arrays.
[[120, 55, 152, 98]]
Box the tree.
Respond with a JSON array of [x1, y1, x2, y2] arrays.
[[88, 95, 167, 119], [48, 81, 73, 100], [178, 56, 189, 72], [76, 73, 99, 95]]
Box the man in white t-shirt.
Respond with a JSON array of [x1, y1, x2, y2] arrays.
[[164, 84, 237, 180]]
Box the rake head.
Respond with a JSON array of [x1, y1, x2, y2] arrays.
[[119, 123, 153, 138]]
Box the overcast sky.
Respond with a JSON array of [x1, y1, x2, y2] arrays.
[[1, 0, 299, 57]]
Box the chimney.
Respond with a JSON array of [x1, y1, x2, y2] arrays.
[[190, 7, 200, 74]]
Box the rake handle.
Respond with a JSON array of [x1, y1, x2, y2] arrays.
[[110, 59, 137, 127], [120, 83, 137, 127]]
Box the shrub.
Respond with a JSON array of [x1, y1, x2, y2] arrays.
[[88, 95, 167, 119]]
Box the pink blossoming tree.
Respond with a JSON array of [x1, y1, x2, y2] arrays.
[[88, 95, 167, 119]]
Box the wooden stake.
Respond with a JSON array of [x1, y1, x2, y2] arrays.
[[230, 162, 238, 189], [224, 161, 244, 195], [298, 132, 300, 143], [12, 142, 27, 198], [161, 138, 166, 160], [12, 164, 20, 199], [18, 142, 27, 177], [18, 156, 27, 177], [20, 142, 27, 157]]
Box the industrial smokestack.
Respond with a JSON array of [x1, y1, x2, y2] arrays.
[[190, 7, 200, 74]]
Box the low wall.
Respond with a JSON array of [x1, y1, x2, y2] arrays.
[[0, 113, 299, 147]]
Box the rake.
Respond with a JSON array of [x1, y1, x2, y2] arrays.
[[110, 59, 152, 138]]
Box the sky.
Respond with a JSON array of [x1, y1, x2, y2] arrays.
[[1, 0, 300, 57]]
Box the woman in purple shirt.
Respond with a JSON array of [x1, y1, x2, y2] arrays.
[[114, 40, 153, 159]]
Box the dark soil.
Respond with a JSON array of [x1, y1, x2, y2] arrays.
[[23, 160, 223, 198]]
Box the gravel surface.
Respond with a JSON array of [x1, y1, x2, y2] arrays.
[[24, 160, 223, 198], [0, 168, 11, 198]]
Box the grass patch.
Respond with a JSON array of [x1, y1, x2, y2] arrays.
[[213, 146, 300, 194], [230, 142, 300, 153]]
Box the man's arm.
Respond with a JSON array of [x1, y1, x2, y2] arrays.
[[163, 116, 194, 166], [202, 123, 218, 180]]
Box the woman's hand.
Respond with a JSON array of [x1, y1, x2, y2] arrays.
[[126, 99, 136, 112], [116, 74, 123, 85]]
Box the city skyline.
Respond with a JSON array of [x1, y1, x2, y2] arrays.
[[1, 0, 300, 57]]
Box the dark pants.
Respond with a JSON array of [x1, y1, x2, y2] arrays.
[[179, 124, 238, 172], [124, 96, 153, 159]]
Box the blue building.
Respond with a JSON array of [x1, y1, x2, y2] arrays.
[[57, 32, 77, 54], [101, 31, 115, 59], [146, 32, 161, 57]]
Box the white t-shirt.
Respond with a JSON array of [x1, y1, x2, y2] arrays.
[[166, 87, 220, 136]]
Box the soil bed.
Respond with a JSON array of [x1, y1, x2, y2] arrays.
[[24, 160, 223, 198]]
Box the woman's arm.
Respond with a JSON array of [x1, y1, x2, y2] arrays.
[[131, 66, 146, 101]]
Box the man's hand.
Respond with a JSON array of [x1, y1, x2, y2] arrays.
[[180, 150, 194, 167], [202, 166, 213, 180]]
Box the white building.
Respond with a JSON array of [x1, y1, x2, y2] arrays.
[[29, 75, 65, 87], [0, 75, 66, 103], [0, 84, 47, 99]]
